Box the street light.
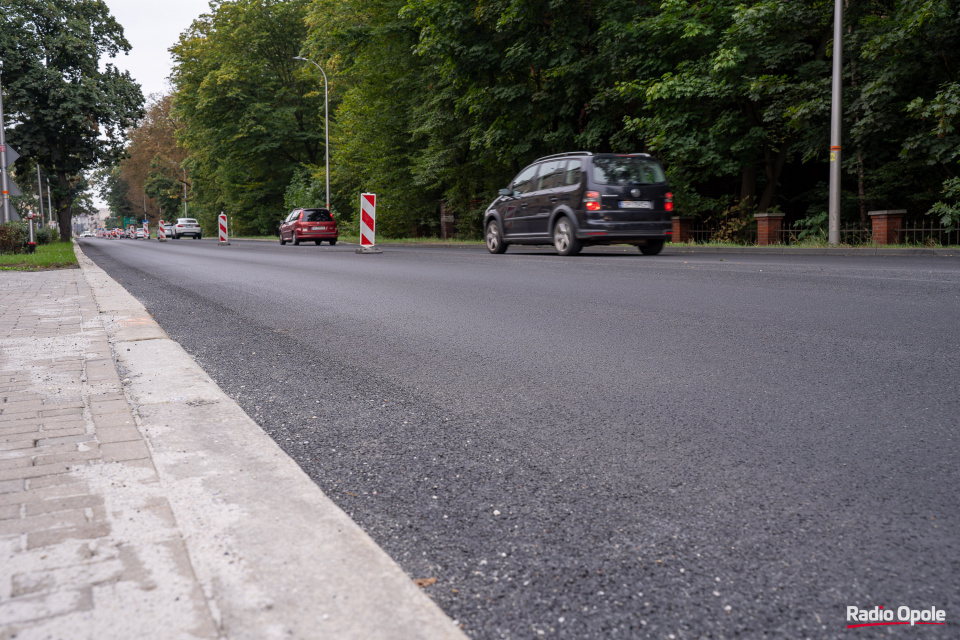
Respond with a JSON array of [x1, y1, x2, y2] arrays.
[[293, 56, 330, 209], [827, 0, 843, 245]]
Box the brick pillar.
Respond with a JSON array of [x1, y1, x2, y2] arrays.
[[868, 210, 905, 245], [754, 213, 785, 246], [671, 216, 693, 243]]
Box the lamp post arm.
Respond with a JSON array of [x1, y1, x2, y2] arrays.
[[294, 57, 330, 209]]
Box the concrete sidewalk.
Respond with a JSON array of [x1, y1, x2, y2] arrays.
[[0, 245, 466, 639]]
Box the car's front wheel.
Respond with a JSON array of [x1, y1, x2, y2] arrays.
[[639, 240, 665, 256], [485, 220, 507, 254], [279, 234, 286, 245], [552, 217, 582, 256]]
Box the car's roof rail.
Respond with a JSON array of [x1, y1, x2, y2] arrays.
[[534, 151, 594, 162]]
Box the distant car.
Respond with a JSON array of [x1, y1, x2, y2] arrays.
[[81, 231, 94, 237], [483, 152, 673, 256], [279, 208, 338, 246], [136, 229, 147, 239], [171, 218, 202, 239]]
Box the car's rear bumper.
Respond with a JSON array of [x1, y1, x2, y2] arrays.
[[293, 231, 338, 239]]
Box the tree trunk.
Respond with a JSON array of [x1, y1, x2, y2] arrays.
[[56, 171, 72, 242], [757, 146, 788, 213]]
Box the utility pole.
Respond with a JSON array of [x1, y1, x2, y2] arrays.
[[37, 165, 44, 222], [47, 183, 53, 226], [828, 0, 844, 245], [0, 70, 11, 224], [182, 167, 188, 218]]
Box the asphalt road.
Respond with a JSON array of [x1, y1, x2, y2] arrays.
[[78, 238, 960, 639]]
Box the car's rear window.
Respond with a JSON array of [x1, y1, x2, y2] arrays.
[[302, 209, 333, 222], [592, 157, 666, 185], [179, 219, 198, 224]]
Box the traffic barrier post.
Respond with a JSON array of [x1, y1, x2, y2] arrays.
[[355, 192, 382, 254], [27, 210, 36, 253], [218, 212, 231, 246], [158, 220, 168, 242]]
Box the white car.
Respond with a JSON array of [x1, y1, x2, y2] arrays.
[[136, 229, 148, 239], [171, 218, 202, 239]]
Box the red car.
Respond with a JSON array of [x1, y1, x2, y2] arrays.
[[279, 208, 338, 246]]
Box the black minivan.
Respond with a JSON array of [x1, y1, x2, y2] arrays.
[[483, 152, 673, 256]]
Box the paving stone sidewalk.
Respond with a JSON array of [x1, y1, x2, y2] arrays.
[[1, 254, 465, 640], [0, 270, 219, 638]]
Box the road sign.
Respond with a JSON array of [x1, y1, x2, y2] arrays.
[[1, 145, 19, 167], [2, 171, 21, 196]]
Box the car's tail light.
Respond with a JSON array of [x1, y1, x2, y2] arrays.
[[665, 192, 674, 212], [584, 191, 601, 211]]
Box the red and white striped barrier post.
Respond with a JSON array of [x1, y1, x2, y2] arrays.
[[355, 192, 382, 254], [158, 219, 167, 242], [142, 219, 148, 239], [218, 211, 230, 246]]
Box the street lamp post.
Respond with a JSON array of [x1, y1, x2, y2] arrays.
[[293, 56, 330, 209], [0, 70, 12, 224], [827, 0, 844, 246], [182, 167, 188, 218]]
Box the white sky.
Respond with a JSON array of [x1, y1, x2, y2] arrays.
[[104, 0, 212, 100]]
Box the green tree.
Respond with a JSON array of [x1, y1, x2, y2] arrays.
[[170, 0, 325, 235], [0, 0, 144, 240], [101, 165, 135, 220]]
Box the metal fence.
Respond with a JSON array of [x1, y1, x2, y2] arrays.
[[682, 221, 959, 246]]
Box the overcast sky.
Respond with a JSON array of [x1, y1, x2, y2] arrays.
[[103, 0, 212, 101]]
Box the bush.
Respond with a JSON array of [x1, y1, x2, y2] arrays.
[[35, 225, 60, 245], [0, 222, 27, 254]]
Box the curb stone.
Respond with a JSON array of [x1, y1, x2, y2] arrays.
[[5, 242, 467, 639]]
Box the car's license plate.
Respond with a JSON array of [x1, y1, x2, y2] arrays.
[[620, 201, 654, 209], [312, 226, 321, 230]]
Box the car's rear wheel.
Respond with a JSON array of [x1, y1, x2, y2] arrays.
[[485, 221, 507, 254], [315, 240, 322, 245], [639, 240, 665, 256], [329, 239, 337, 246], [293, 232, 300, 246], [552, 217, 582, 256]]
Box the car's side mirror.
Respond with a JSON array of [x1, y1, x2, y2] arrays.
[[499, 188, 512, 198]]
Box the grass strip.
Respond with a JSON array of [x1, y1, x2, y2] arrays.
[[0, 242, 79, 271]]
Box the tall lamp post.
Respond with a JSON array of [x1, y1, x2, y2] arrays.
[[827, 0, 843, 246], [293, 56, 330, 209]]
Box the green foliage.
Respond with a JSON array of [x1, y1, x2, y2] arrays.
[[144, 156, 184, 220], [0, 0, 144, 240], [907, 82, 960, 228], [0, 222, 27, 254], [283, 165, 326, 212], [165, 0, 960, 238], [170, 0, 325, 235], [101, 166, 136, 220]]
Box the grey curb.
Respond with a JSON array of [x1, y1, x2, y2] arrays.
[[73, 243, 466, 639]]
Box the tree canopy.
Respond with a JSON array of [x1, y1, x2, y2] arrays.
[[157, 0, 959, 238], [0, 0, 144, 240]]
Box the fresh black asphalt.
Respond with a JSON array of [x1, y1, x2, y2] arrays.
[[79, 238, 960, 639]]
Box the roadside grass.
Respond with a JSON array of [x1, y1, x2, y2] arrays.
[[0, 242, 78, 271]]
